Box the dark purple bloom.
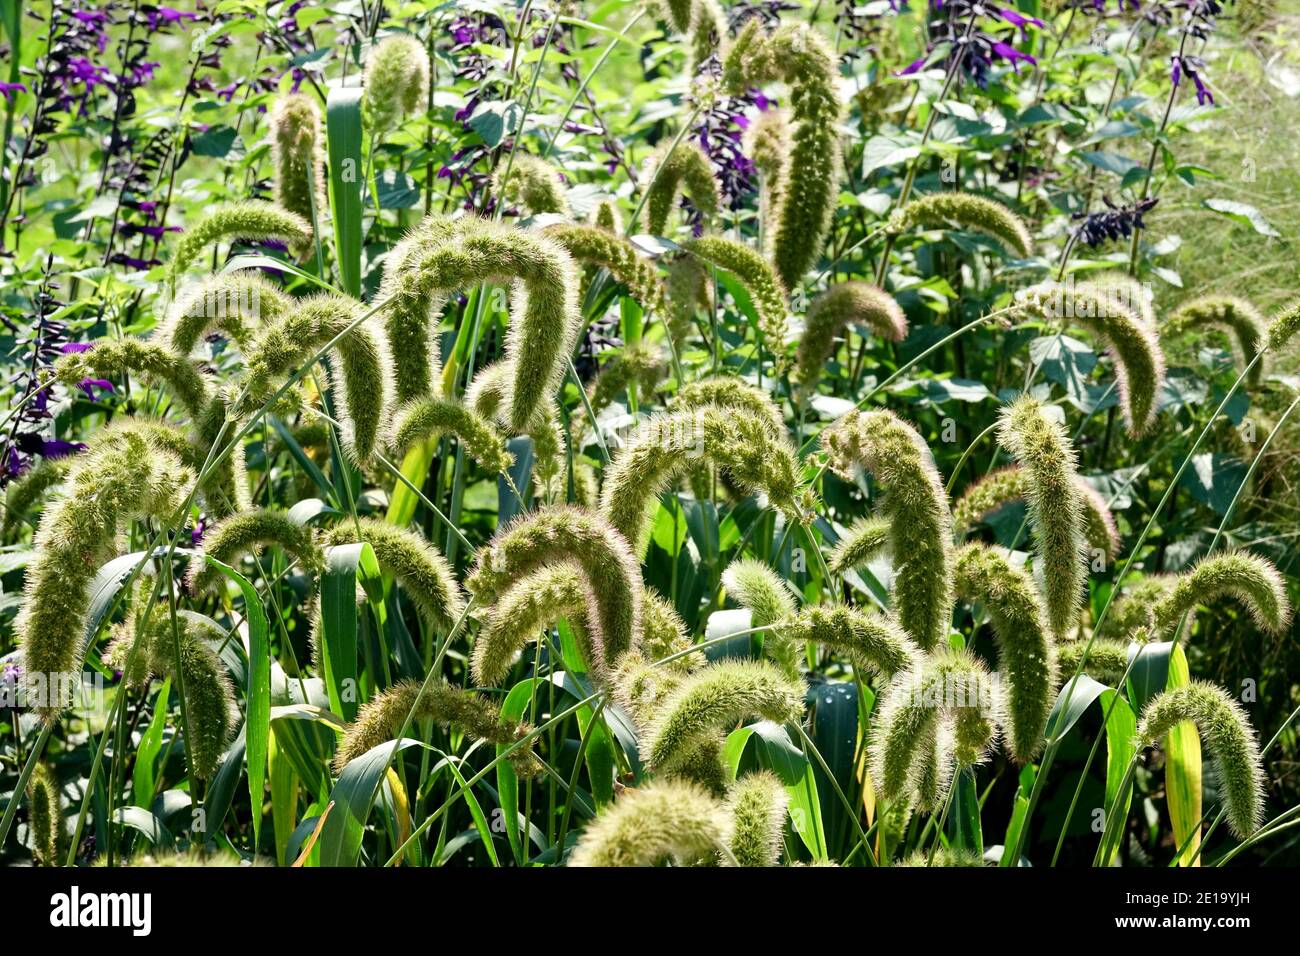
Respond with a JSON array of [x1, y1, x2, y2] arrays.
[[78, 378, 115, 400], [1172, 54, 1214, 105], [146, 7, 200, 31], [1072, 197, 1158, 247], [0, 82, 26, 99], [38, 438, 88, 458]]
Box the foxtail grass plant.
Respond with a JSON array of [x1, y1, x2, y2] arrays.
[[822, 409, 953, 651], [722, 20, 843, 291]]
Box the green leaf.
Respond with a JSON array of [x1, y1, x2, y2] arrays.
[[202, 556, 270, 855], [132, 679, 171, 808], [726, 720, 827, 860], [951, 766, 983, 854], [1097, 687, 1136, 867], [1078, 150, 1144, 178], [1180, 452, 1247, 515], [318, 738, 424, 866], [113, 806, 172, 846], [326, 86, 365, 296], [1202, 198, 1280, 237], [319, 542, 382, 722], [203, 727, 246, 844], [1164, 643, 1203, 866], [373, 169, 420, 209], [191, 125, 239, 158], [1126, 641, 1174, 715]]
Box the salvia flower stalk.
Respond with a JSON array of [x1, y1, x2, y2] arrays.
[[333, 679, 539, 777], [167, 201, 312, 286], [568, 779, 731, 866], [995, 395, 1087, 640], [17, 424, 193, 721], [466, 507, 644, 666], [1138, 681, 1265, 838], [953, 542, 1057, 761], [822, 409, 953, 651], [795, 282, 908, 390], [361, 33, 431, 131], [721, 20, 843, 291]]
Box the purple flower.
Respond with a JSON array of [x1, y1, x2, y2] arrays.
[[1172, 54, 1214, 106], [997, 7, 1045, 39], [146, 7, 200, 31], [39, 438, 87, 459], [60, 342, 95, 354], [66, 56, 113, 89], [0, 82, 26, 99], [990, 41, 1036, 71], [78, 377, 115, 401], [1072, 197, 1158, 247]]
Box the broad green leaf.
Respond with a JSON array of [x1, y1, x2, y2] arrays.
[[1164, 643, 1203, 867], [203, 556, 270, 855], [133, 678, 171, 808], [319, 542, 382, 722], [1202, 198, 1280, 237], [326, 86, 364, 295], [318, 738, 424, 867], [113, 806, 172, 846]]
